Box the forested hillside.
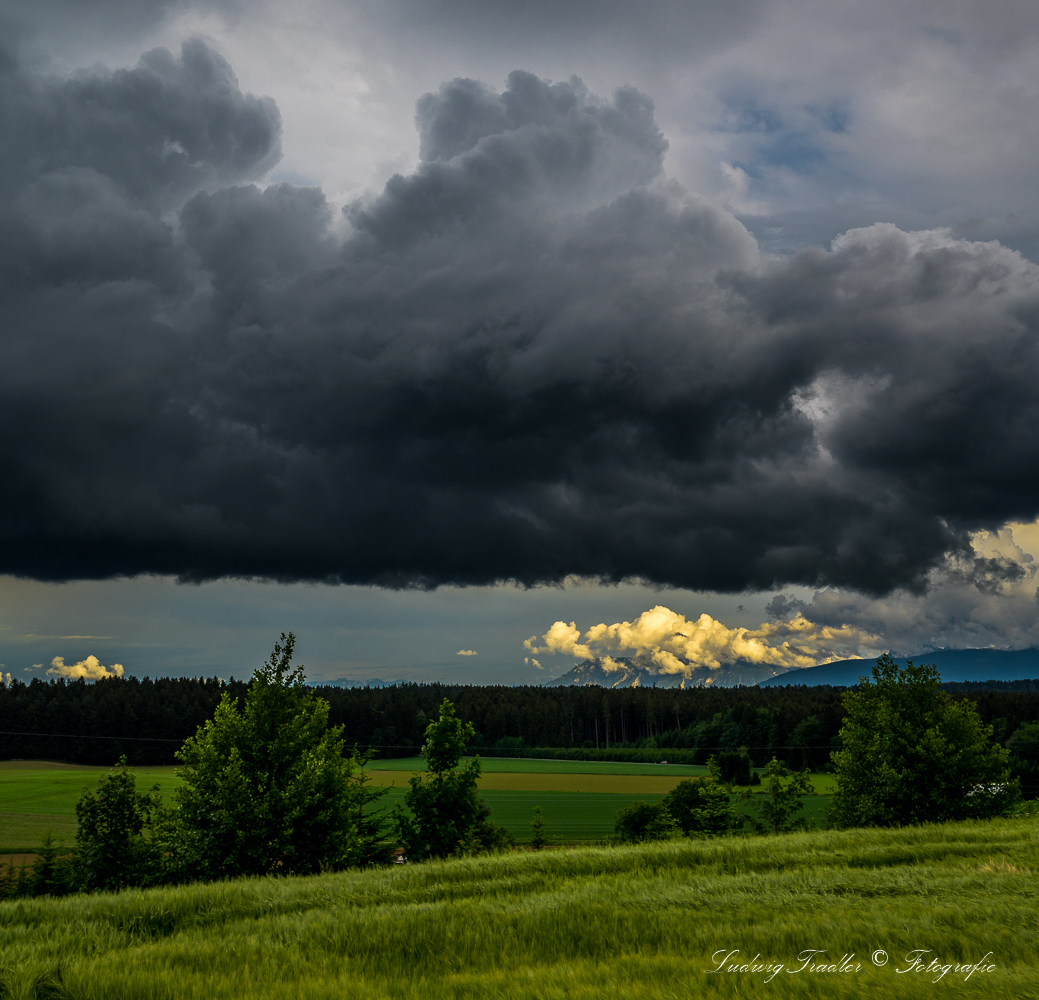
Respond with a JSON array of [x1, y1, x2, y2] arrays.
[[3, 676, 1038, 771]]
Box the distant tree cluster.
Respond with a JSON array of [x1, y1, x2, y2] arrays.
[[614, 656, 1023, 844], [0, 674, 244, 765], [613, 754, 813, 843], [5, 673, 1039, 791]]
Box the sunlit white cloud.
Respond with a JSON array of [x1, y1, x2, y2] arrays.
[[526, 604, 880, 677], [47, 654, 125, 680]]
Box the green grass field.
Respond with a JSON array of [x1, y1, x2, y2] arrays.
[[369, 756, 712, 776], [371, 756, 837, 791], [0, 765, 182, 852], [373, 786, 669, 842], [1, 819, 1036, 999], [0, 759, 835, 851]]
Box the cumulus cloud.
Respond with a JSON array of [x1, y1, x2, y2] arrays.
[[525, 604, 879, 677], [790, 520, 1039, 655], [46, 654, 125, 679], [2, 42, 1039, 598], [456, 649, 478, 656]]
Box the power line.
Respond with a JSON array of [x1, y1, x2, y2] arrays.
[[0, 730, 183, 743], [0, 729, 842, 751]]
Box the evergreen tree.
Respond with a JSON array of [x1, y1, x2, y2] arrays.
[[343, 748, 394, 866], [28, 833, 73, 897], [529, 805, 546, 849]]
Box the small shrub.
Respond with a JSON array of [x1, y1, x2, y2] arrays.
[[661, 777, 739, 836], [473, 800, 515, 853], [613, 801, 679, 843], [745, 757, 812, 835]]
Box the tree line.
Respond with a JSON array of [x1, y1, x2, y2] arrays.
[[4, 672, 1039, 778]]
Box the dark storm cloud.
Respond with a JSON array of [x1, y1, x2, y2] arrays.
[[765, 594, 808, 621], [0, 38, 280, 210], [2, 45, 1039, 594]]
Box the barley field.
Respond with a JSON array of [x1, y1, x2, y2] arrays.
[[0, 819, 1036, 999]]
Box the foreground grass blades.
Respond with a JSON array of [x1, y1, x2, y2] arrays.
[[1, 819, 1037, 999]]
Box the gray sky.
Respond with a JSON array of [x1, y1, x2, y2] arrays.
[[2, 0, 1038, 684], [0, 575, 781, 683]]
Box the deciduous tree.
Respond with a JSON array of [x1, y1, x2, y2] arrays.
[[395, 698, 484, 859], [1006, 722, 1039, 799], [830, 655, 1018, 827], [745, 757, 812, 835], [74, 757, 163, 891], [173, 633, 363, 878]]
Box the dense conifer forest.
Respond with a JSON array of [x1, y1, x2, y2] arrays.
[[2, 676, 1038, 770]]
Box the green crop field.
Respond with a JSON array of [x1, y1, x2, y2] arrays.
[[0, 764, 182, 853], [1, 819, 1036, 999], [0, 763, 676, 848], [0, 759, 835, 851], [368, 756, 712, 776], [370, 756, 836, 791], [325, 787, 833, 842]]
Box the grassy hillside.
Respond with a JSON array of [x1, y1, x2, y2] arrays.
[[0, 819, 1036, 999]]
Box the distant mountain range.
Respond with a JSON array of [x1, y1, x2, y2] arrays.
[[545, 648, 1039, 689], [760, 647, 1039, 686], [316, 677, 410, 689], [544, 657, 787, 688]]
